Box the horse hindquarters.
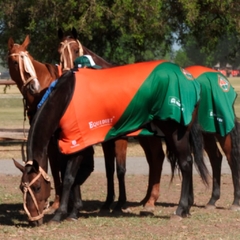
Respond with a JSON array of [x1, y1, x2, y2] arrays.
[[218, 121, 240, 209], [157, 111, 207, 217]]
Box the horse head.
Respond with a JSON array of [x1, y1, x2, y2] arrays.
[[13, 159, 51, 226], [8, 35, 41, 95], [58, 27, 83, 72]]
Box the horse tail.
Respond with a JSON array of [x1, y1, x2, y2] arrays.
[[166, 118, 209, 185], [166, 145, 179, 183], [190, 119, 209, 186], [230, 120, 240, 184]]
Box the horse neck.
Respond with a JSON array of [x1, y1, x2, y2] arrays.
[[32, 59, 59, 87], [27, 71, 75, 165], [23, 60, 59, 115], [82, 46, 114, 68]]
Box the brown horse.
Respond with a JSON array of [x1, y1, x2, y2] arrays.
[[186, 65, 240, 210], [8, 35, 66, 215], [58, 28, 240, 212], [58, 28, 166, 213]]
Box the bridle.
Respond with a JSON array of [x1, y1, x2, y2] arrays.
[[59, 39, 83, 71], [8, 50, 38, 95], [21, 160, 51, 222]]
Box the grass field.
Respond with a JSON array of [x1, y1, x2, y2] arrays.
[[1, 76, 240, 126], [1, 80, 240, 238]]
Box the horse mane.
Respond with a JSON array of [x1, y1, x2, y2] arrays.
[[82, 45, 115, 68], [45, 63, 60, 79]]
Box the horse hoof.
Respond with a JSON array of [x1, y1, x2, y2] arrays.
[[140, 210, 154, 217], [121, 207, 132, 213], [140, 206, 155, 216], [230, 205, 240, 211], [205, 204, 216, 210], [66, 217, 78, 222], [43, 207, 57, 215], [48, 220, 60, 225], [170, 213, 183, 221]]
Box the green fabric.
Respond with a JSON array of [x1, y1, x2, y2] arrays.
[[74, 55, 102, 69], [197, 72, 237, 136], [105, 62, 201, 139]]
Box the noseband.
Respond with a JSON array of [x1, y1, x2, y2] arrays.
[[9, 51, 38, 94], [59, 39, 83, 71], [21, 161, 51, 222]]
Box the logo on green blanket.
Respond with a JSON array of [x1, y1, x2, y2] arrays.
[[181, 68, 194, 80], [169, 97, 184, 111], [209, 110, 223, 123], [218, 74, 230, 92]]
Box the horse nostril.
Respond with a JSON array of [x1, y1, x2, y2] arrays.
[[28, 82, 38, 94]]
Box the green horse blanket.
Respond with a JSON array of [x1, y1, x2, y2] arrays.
[[186, 65, 237, 136], [58, 61, 201, 154]]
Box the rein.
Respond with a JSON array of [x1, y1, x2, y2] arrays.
[[9, 51, 38, 94], [59, 39, 83, 71], [21, 161, 51, 222]]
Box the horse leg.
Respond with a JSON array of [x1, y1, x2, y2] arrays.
[[114, 138, 128, 211], [50, 154, 83, 223], [174, 134, 193, 218], [203, 133, 222, 209], [138, 136, 164, 214], [217, 130, 240, 210], [101, 140, 116, 210], [66, 184, 83, 221], [162, 122, 194, 218], [45, 136, 62, 214]]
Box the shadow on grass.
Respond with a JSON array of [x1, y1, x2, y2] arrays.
[[0, 200, 224, 227], [0, 203, 28, 227]]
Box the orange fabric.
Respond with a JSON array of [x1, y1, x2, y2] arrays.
[[186, 65, 217, 78], [59, 60, 167, 154]]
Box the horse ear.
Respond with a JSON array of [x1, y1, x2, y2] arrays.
[[71, 27, 78, 39], [58, 28, 64, 40], [8, 37, 15, 51], [25, 159, 39, 173], [13, 158, 25, 173], [22, 35, 30, 50]]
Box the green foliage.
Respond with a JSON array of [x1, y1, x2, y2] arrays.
[[0, 0, 240, 66], [174, 49, 193, 67]]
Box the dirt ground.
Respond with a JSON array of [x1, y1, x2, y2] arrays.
[[0, 170, 240, 239]]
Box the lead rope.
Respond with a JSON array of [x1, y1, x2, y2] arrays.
[[21, 98, 28, 163]]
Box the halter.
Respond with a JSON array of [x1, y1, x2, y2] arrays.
[[21, 160, 51, 222], [9, 51, 38, 94], [59, 39, 83, 71]]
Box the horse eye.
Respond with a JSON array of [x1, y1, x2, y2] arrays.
[[14, 61, 18, 66], [75, 50, 79, 54], [33, 185, 41, 193]]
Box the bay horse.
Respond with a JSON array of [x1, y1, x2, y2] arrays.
[[58, 29, 240, 212], [58, 28, 170, 213], [186, 66, 240, 210], [14, 60, 208, 225], [8, 35, 94, 218]]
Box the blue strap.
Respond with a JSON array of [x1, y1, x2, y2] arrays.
[[37, 79, 58, 109]]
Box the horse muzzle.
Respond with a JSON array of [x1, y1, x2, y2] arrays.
[[29, 217, 43, 227], [28, 78, 41, 94]]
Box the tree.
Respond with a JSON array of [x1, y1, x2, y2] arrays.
[[0, 0, 240, 66]]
